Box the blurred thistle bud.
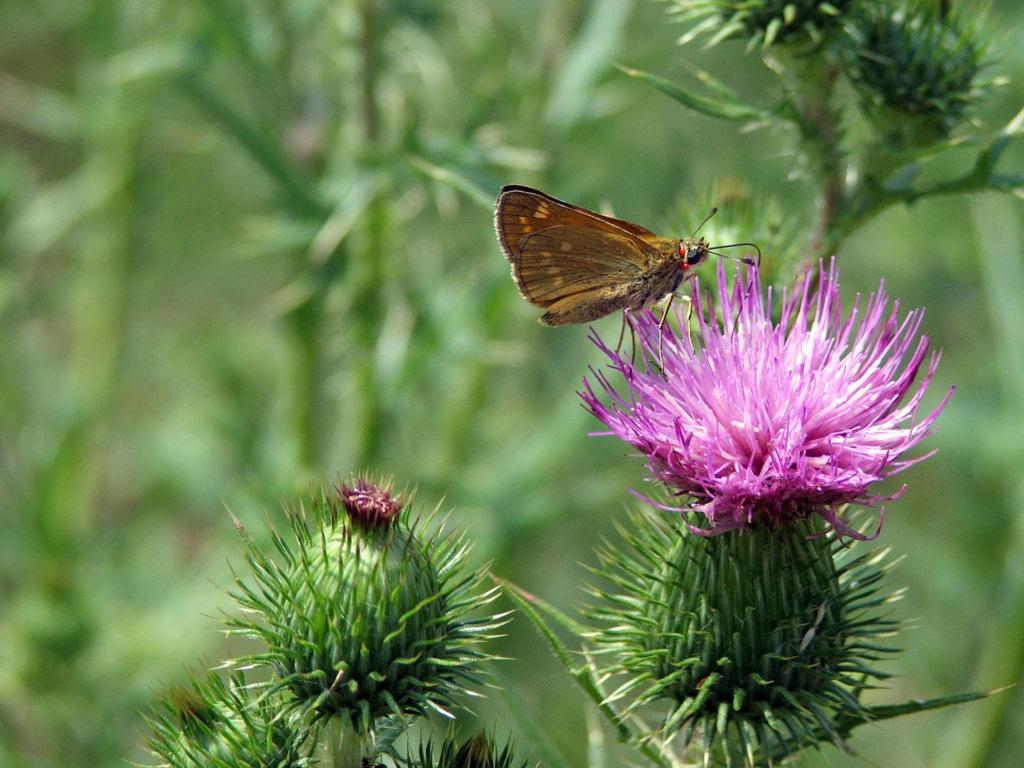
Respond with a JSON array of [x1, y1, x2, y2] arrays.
[[415, 730, 531, 768], [842, 0, 995, 146], [669, 0, 854, 50], [226, 476, 506, 734], [589, 513, 898, 764], [146, 671, 310, 768]]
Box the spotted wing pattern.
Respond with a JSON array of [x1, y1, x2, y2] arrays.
[[495, 185, 666, 325], [495, 185, 658, 256]]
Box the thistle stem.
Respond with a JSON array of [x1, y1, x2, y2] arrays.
[[329, 719, 364, 768]]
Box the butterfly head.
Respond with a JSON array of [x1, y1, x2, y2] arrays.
[[679, 238, 711, 272]]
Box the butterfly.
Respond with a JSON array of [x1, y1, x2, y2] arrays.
[[494, 185, 747, 326]]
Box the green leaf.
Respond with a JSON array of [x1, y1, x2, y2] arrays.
[[1002, 104, 1024, 137], [178, 72, 329, 219], [545, 0, 631, 129], [493, 576, 589, 665], [834, 689, 999, 737], [614, 65, 766, 122], [407, 155, 494, 209], [308, 175, 378, 267]]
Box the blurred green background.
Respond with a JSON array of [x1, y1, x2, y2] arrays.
[[2, 1, 1023, 767]]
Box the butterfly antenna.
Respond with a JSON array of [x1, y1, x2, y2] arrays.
[[693, 207, 718, 236], [712, 241, 761, 268], [692, 208, 760, 267]]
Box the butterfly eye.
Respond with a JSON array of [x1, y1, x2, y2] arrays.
[[679, 242, 705, 268]]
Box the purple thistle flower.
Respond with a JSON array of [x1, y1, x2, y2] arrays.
[[336, 475, 404, 530], [581, 259, 952, 538]]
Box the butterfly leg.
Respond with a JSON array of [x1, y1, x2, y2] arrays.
[[655, 294, 678, 373], [614, 311, 642, 364], [631, 314, 639, 364]]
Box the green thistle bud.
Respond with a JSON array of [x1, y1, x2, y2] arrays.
[[227, 476, 505, 734], [842, 0, 994, 145], [145, 671, 310, 768], [668, 0, 853, 50], [589, 513, 897, 766]]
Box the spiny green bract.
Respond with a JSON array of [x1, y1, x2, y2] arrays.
[[412, 731, 533, 768], [668, 0, 854, 50], [226, 483, 504, 735], [588, 512, 899, 766]]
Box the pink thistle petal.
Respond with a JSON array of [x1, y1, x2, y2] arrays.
[[580, 259, 952, 537]]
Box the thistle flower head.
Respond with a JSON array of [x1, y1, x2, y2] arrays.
[[226, 477, 505, 734], [337, 474, 405, 530], [414, 731, 532, 768], [581, 260, 951, 538]]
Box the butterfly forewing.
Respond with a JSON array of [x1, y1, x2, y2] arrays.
[[496, 185, 659, 257]]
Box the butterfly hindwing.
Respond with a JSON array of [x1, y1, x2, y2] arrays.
[[513, 225, 654, 305]]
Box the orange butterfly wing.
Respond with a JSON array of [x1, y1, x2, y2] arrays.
[[515, 224, 646, 297], [495, 185, 659, 255], [495, 186, 669, 325]]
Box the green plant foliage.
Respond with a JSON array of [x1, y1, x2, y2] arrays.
[[2, 0, 1023, 767]]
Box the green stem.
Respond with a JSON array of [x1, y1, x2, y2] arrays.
[[835, 143, 1024, 246], [360, 0, 382, 143], [496, 578, 673, 768], [288, 289, 323, 472], [350, 196, 388, 468], [346, 0, 389, 468], [796, 62, 845, 267], [933, 196, 1024, 768]]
